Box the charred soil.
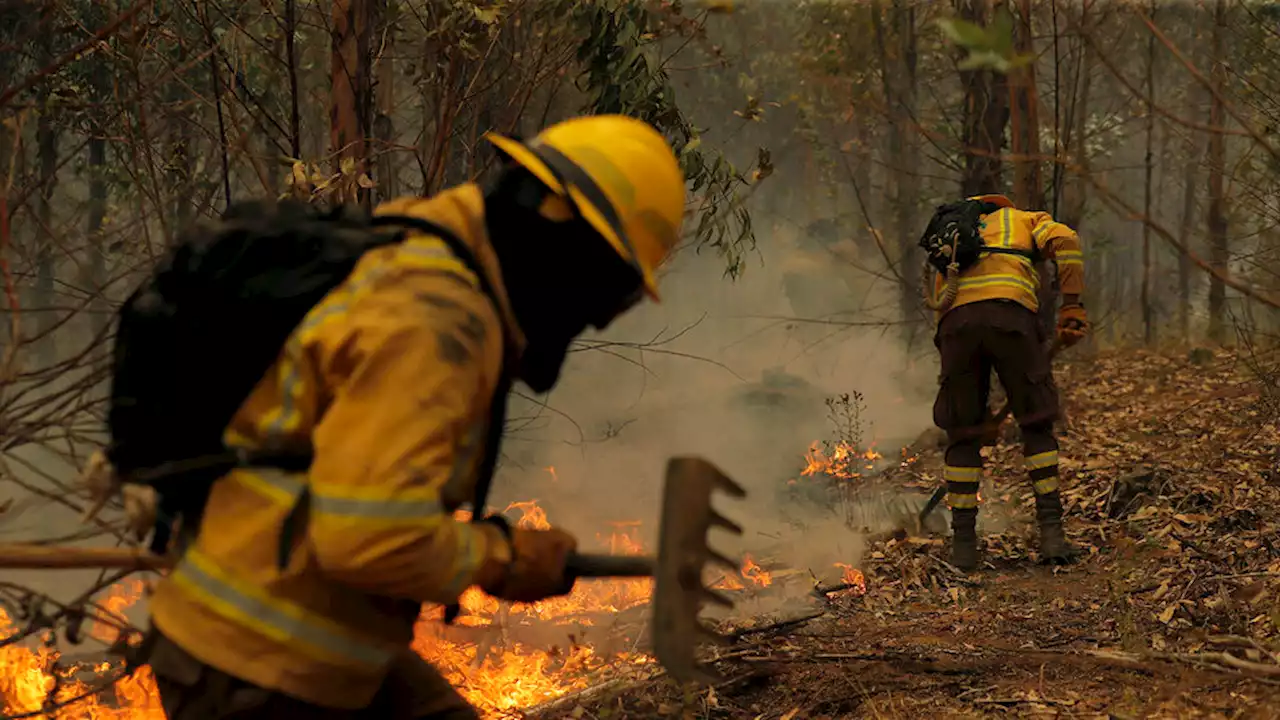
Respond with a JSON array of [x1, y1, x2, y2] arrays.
[[542, 348, 1280, 719]]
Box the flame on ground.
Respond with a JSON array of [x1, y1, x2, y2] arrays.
[[0, 501, 671, 718], [801, 440, 883, 480], [834, 563, 867, 595]]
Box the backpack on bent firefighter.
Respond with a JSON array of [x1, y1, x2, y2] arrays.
[[916, 198, 1037, 312], [99, 199, 508, 556]]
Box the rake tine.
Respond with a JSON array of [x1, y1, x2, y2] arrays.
[[708, 509, 743, 536], [714, 473, 748, 498]]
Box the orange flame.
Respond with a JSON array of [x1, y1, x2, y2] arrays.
[[740, 554, 772, 587], [1, 501, 655, 718], [801, 441, 883, 480], [833, 563, 867, 595]]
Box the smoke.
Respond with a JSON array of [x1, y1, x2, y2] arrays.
[[495, 214, 937, 605]]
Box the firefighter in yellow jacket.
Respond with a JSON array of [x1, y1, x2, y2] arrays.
[[138, 116, 686, 718], [929, 194, 1089, 571]]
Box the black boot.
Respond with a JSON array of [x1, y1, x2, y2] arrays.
[[1035, 490, 1075, 564], [950, 508, 979, 571]]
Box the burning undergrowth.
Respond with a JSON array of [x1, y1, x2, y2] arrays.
[[1, 491, 865, 719], [1, 394, 894, 719]]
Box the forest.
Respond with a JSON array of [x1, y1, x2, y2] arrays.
[[5, 0, 1280, 718]]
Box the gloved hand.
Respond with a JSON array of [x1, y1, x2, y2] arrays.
[[1057, 304, 1089, 347], [479, 521, 578, 604]]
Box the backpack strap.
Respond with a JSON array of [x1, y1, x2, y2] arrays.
[[274, 215, 512, 573], [367, 215, 512, 521]]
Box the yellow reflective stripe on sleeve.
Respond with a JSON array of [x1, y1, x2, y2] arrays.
[[1033, 476, 1061, 495], [232, 469, 306, 507], [308, 484, 445, 524], [172, 548, 394, 668], [234, 470, 449, 524], [1025, 451, 1058, 471], [259, 242, 466, 438], [944, 465, 981, 482], [399, 242, 477, 282], [1001, 208, 1013, 248], [948, 492, 979, 510]]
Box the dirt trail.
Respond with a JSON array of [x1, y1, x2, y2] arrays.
[[542, 348, 1280, 719]]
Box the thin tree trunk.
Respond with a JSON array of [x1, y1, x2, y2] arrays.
[[1206, 0, 1228, 344], [372, 0, 398, 203], [1058, 8, 1092, 232], [1141, 2, 1157, 345], [331, 0, 373, 207], [285, 0, 301, 159], [85, 0, 110, 339], [32, 8, 58, 365], [1008, 0, 1054, 338], [873, 0, 921, 336], [957, 0, 1009, 197]]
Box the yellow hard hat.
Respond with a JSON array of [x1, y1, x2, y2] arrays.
[[484, 115, 685, 300], [968, 194, 1015, 209]]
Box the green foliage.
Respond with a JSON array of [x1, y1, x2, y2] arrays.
[[568, 0, 756, 278], [935, 7, 1032, 74]]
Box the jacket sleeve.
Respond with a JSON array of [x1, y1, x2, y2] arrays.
[[303, 262, 508, 605], [1029, 212, 1085, 297]]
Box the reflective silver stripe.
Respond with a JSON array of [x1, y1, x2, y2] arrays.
[[311, 494, 444, 520], [244, 468, 446, 521], [175, 554, 394, 667]]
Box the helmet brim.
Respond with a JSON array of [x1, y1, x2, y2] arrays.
[[485, 132, 661, 301]]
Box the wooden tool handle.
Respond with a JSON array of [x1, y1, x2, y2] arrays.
[[566, 553, 655, 578], [0, 543, 174, 571]]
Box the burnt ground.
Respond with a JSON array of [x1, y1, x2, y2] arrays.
[[529, 347, 1280, 720]]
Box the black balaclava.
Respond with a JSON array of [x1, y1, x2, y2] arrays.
[[483, 163, 644, 394]]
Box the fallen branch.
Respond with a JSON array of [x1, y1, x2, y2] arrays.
[[519, 673, 662, 719], [723, 610, 825, 641], [812, 581, 862, 596], [0, 543, 172, 572]]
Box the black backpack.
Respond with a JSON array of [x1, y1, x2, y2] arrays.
[[917, 199, 1034, 274], [105, 199, 509, 555]]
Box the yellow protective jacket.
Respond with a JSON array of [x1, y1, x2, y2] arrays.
[[932, 200, 1085, 317], [149, 185, 524, 708]]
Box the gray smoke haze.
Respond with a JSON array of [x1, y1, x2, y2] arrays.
[[495, 215, 937, 598]]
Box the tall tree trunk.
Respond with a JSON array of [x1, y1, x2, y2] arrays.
[[84, 0, 110, 339], [1008, 0, 1054, 337], [1141, 2, 1157, 345], [1177, 143, 1201, 341], [372, 0, 398, 203], [285, 0, 302, 159], [957, 0, 1009, 196], [1206, 0, 1228, 344], [32, 8, 58, 366], [168, 39, 192, 233], [1058, 4, 1092, 232], [873, 0, 921, 336], [331, 0, 373, 208]]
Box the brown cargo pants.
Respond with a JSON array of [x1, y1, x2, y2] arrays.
[[149, 628, 478, 720], [932, 300, 1062, 509]]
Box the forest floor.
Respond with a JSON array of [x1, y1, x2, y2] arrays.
[[532, 347, 1280, 720]]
